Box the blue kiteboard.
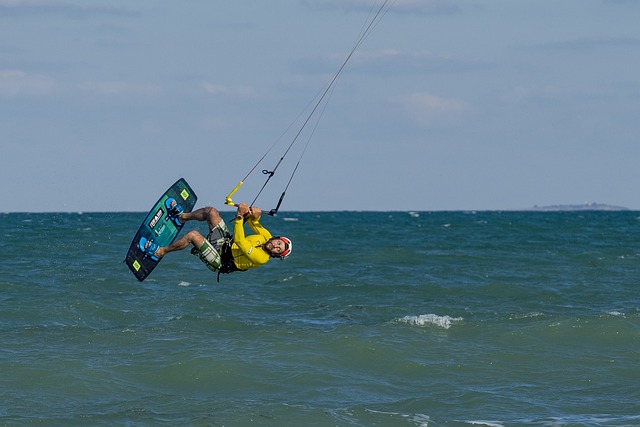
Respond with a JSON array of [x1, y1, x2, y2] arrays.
[[125, 178, 197, 281]]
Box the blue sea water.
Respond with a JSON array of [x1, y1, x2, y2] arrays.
[[1, 210, 640, 426]]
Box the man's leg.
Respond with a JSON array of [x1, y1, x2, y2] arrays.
[[179, 206, 223, 230], [155, 230, 205, 258]]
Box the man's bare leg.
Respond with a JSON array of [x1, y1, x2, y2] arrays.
[[154, 230, 205, 259], [179, 206, 223, 230]]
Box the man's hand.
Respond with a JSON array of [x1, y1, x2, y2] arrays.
[[237, 203, 262, 220], [237, 203, 250, 218], [249, 206, 262, 220]]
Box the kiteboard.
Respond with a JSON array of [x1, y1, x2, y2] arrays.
[[125, 178, 197, 281]]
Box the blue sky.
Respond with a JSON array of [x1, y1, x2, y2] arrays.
[[2, 0, 640, 212]]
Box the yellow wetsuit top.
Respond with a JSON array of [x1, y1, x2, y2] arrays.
[[230, 216, 272, 270]]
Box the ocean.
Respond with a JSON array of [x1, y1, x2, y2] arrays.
[[1, 210, 639, 427]]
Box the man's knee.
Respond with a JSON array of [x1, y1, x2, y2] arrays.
[[186, 230, 205, 246], [204, 206, 219, 216], [203, 207, 222, 222]]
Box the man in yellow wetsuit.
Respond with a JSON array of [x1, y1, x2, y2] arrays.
[[146, 202, 292, 278]]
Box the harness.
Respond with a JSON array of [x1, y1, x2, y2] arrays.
[[216, 238, 245, 282]]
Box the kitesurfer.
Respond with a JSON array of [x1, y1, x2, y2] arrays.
[[143, 202, 292, 278]]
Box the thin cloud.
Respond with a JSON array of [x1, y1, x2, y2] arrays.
[[529, 36, 640, 51], [502, 85, 569, 104], [352, 49, 490, 75], [393, 92, 468, 125], [77, 81, 161, 96], [302, 0, 463, 15], [0, 70, 162, 97], [0, 69, 57, 97], [381, 0, 463, 15], [0, 0, 137, 19], [201, 82, 255, 98], [292, 49, 489, 77]]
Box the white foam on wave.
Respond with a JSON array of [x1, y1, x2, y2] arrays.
[[397, 314, 463, 329], [177, 281, 191, 287], [605, 310, 625, 317], [365, 409, 430, 427], [465, 421, 505, 427], [509, 311, 545, 320]]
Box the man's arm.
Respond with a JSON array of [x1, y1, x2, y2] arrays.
[[232, 204, 271, 265], [233, 203, 251, 248], [246, 206, 273, 240]]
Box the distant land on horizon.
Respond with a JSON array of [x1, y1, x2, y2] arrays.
[[528, 202, 630, 211]]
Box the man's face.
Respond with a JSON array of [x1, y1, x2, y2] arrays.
[[266, 238, 287, 256]]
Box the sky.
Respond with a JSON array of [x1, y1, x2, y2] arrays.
[[2, 0, 640, 212]]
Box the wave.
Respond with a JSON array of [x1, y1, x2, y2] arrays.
[[396, 314, 463, 329]]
